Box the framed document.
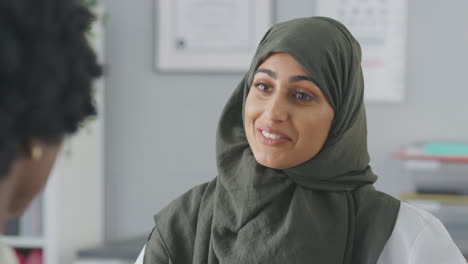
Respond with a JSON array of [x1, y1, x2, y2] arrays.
[[316, 0, 408, 102], [155, 0, 273, 72]]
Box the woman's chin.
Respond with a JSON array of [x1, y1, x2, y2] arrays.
[[254, 154, 293, 169]]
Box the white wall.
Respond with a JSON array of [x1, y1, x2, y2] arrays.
[[102, 0, 468, 241]]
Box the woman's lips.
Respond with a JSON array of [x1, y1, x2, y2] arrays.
[[256, 127, 291, 145]]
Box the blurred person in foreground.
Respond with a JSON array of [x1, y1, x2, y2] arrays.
[[0, 0, 101, 263]]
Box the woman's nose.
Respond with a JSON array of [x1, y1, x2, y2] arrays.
[[264, 92, 289, 122]]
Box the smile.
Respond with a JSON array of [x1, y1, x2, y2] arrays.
[[257, 128, 291, 145], [262, 130, 284, 139]]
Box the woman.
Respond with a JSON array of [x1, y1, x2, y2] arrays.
[[139, 17, 466, 263], [0, 0, 101, 263]]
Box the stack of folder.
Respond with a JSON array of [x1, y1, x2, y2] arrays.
[[393, 142, 468, 256], [394, 142, 468, 194]]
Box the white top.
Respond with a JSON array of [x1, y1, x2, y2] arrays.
[[0, 240, 18, 264], [377, 202, 466, 264], [135, 202, 467, 264]]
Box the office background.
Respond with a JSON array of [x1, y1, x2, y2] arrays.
[[101, 0, 468, 241]]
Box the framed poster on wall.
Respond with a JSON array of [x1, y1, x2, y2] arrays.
[[155, 0, 273, 72], [316, 0, 408, 102]]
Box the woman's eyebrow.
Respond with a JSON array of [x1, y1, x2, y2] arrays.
[[255, 68, 277, 79], [288, 75, 315, 83], [255, 68, 314, 84]]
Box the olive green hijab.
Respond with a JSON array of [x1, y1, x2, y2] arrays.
[[144, 17, 400, 264]]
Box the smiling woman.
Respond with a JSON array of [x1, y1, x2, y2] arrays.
[[245, 53, 335, 169], [139, 17, 467, 264]]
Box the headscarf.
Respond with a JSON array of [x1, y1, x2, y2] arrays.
[[145, 16, 400, 264]]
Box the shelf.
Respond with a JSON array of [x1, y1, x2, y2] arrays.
[[1, 235, 45, 249]]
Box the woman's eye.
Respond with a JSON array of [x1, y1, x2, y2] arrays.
[[255, 82, 271, 93], [294, 91, 314, 102]]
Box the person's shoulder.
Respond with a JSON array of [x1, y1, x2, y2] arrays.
[[154, 179, 216, 230], [149, 179, 216, 262], [396, 202, 467, 263], [379, 201, 467, 264], [381, 201, 443, 254], [156, 180, 215, 215], [393, 202, 442, 240], [0, 241, 18, 264], [397, 201, 448, 231]]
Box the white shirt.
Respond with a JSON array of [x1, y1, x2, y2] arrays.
[[0, 240, 18, 264], [135, 202, 467, 264], [377, 202, 466, 264]]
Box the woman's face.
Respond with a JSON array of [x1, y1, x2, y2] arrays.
[[244, 53, 335, 169]]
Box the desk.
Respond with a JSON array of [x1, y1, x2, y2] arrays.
[[74, 236, 146, 264]]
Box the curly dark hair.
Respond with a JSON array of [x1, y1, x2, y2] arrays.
[[0, 0, 102, 178]]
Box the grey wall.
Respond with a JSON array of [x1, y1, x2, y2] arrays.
[[102, 0, 468, 241]]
